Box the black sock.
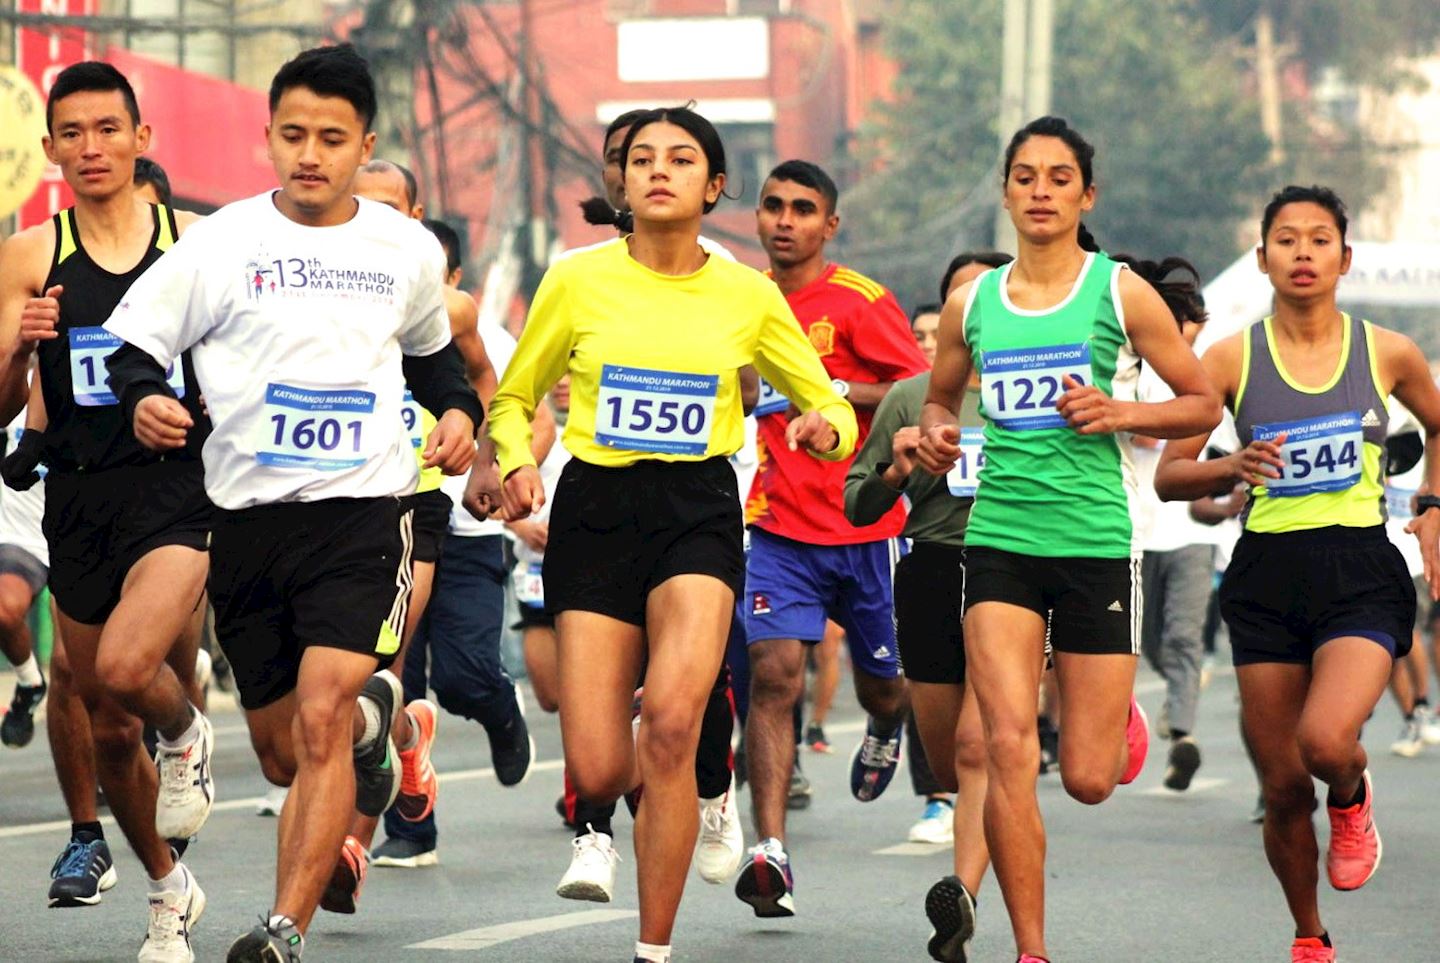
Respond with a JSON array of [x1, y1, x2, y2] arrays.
[[71, 821, 103, 842], [1170, 728, 1190, 741], [1328, 778, 1365, 809], [573, 798, 615, 839], [1296, 931, 1333, 948], [1415, 696, 1430, 709]]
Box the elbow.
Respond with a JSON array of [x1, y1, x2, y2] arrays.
[[1153, 469, 1183, 503]]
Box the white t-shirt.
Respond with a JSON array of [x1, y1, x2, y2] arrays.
[[1134, 368, 1227, 553], [1385, 405, 1424, 577], [0, 410, 47, 565], [105, 193, 451, 510], [446, 321, 518, 537]]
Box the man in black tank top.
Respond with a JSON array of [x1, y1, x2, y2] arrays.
[[0, 63, 212, 962]]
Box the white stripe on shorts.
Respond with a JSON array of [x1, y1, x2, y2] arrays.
[[385, 507, 415, 639], [1129, 554, 1143, 656]]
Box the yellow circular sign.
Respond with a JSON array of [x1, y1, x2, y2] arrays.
[[0, 66, 47, 221]]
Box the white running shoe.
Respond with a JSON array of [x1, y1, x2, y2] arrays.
[[1416, 704, 1440, 746], [155, 711, 215, 840], [908, 798, 955, 845], [255, 785, 289, 817], [695, 779, 744, 883], [138, 863, 205, 963], [556, 825, 620, 902], [1390, 718, 1425, 758], [193, 649, 212, 692]]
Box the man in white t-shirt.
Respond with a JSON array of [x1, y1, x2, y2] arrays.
[[104, 45, 482, 962], [0, 408, 50, 749]]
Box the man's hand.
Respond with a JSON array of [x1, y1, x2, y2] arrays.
[[134, 395, 191, 451], [1407, 506, 1440, 601], [508, 518, 549, 553], [883, 425, 921, 488], [1057, 375, 1133, 435], [463, 458, 504, 520], [19, 286, 62, 345], [785, 410, 838, 456], [501, 465, 545, 522], [916, 423, 960, 475], [423, 409, 477, 475]]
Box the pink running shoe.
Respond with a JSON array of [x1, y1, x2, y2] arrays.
[[1327, 769, 1381, 891], [1291, 936, 1336, 962], [1120, 694, 1149, 785], [1017, 955, 1051, 963]]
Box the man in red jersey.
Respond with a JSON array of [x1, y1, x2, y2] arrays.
[[734, 160, 928, 919]]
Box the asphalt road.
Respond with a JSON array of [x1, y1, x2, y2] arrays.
[[1, 663, 1437, 962]]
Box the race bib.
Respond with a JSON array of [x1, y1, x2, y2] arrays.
[[513, 561, 545, 608], [69, 327, 184, 407], [981, 342, 1091, 431], [401, 389, 425, 450], [946, 427, 986, 497], [753, 377, 789, 417], [1386, 484, 1416, 521], [1253, 411, 1363, 497], [595, 365, 718, 456], [256, 383, 377, 471]]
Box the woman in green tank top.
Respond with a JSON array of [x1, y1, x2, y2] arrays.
[[1156, 186, 1440, 963], [914, 117, 1221, 963]]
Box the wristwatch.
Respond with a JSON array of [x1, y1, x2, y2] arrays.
[[831, 378, 850, 399], [1416, 495, 1440, 515]]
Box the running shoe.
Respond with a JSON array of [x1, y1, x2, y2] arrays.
[[371, 836, 439, 868], [803, 721, 832, 754], [735, 837, 794, 918], [320, 836, 367, 914], [487, 709, 535, 788], [138, 863, 205, 963], [1327, 769, 1381, 891], [154, 711, 216, 840], [925, 875, 975, 962], [1017, 956, 1051, 963], [1163, 736, 1202, 791], [1, 675, 46, 748], [695, 778, 744, 883], [227, 916, 303, 962], [193, 648, 213, 693], [1390, 717, 1425, 758], [556, 824, 620, 902], [395, 699, 439, 821], [849, 718, 903, 802], [1119, 695, 1149, 785], [255, 785, 288, 817], [909, 798, 955, 845], [1291, 936, 1336, 962], [48, 834, 117, 907], [354, 672, 402, 818], [787, 760, 813, 810], [1418, 704, 1440, 745]]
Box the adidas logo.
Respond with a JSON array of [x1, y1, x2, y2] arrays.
[[1361, 409, 1381, 428], [873, 646, 891, 659], [1107, 600, 1124, 613]]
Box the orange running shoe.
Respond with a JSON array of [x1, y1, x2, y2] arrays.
[[320, 835, 368, 914], [1120, 694, 1149, 785], [1291, 936, 1336, 962], [1327, 769, 1381, 891], [395, 700, 439, 822]]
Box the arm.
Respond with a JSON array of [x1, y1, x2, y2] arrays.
[[0, 230, 53, 424], [1189, 483, 1246, 525], [445, 287, 499, 403], [739, 365, 759, 415], [529, 401, 557, 464], [917, 281, 976, 474], [842, 291, 929, 410], [751, 288, 857, 460], [1382, 329, 1440, 597], [844, 382, 913, 527]]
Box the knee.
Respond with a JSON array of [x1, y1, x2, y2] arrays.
[[569, 760, 629, 803], [93, 646, 155, 704], [954, 732, 988, 775], [0, 597, 29, 639], [533, 690, 559, 715], [89, 706, 142, 758], [294, 697, 353, 763], [1263, 775, 1316, 816], [1061, 768, 1115, 806], [984, 719, 1040, 775], [1296, 729, 1355, 779], [638, 709, 699, 776], [748, 653, 802, 708], [248, 728, 296, 786], [856, 678, 906, 721]]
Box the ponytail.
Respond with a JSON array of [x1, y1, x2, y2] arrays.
[[1111, 254, 1207, 327], [579, 196, 633, 234], [1076, 222, 1100, 253]]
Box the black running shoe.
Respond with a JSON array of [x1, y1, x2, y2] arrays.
[[227, 915, 304, 962], [925, 874, 976, 962], [487, 710, 534, 787], [1, 676, 46, 748], [1163, 736, 1202, 791], [48, 835, 117, 907], [354, 672, 401, 818]]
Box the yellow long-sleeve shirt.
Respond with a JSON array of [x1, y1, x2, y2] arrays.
[[490, 238, 857, 478]]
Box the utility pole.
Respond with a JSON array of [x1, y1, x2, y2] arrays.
[[1255, 2, 1285, 166], [517, 0, 548, 298], [994, 0, 1052, 252]]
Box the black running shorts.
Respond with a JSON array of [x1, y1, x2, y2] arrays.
[[402, 489, 453, 565], [1221, 525, 1413, 666], [209, 496, 414, 710], [894, 542, 966, 685], [43, 460, 213, 625], [543, 457, 744, 626], [962, 545, 1141, 656]]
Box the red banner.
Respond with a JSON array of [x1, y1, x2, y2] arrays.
[[15, 0, 95, 229]]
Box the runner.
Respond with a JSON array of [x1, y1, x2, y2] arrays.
[[0, 61, 215, 961], [102, 44, 482, 961], [133, 157, 172, 207], [475, 105, 855, 963], [0, 404, 51, 751], [1156, 184, 1440, 963], [915, 115, 1221, 963], [738, 159, 927, 920]]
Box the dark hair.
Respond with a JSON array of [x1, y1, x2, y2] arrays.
[[910, 303, 943, 324], [46, 61, 140, 133], [1111, 255, 1208, 328], [360, 159, 418, 209], [618, 106, 728, 215], [1260, 184, 1349, 247], [579, 196, 633, 234], [1003, 116, 1100, 252], [603, 109, 651, 153], [132, 157, 172, 206], [939, 250, 1012, 301], [269, 44, 377, 131], [423, 218, 463, 276], [764, 159, 839, 214]]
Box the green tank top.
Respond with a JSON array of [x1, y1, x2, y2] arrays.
[[962, 252, 1140, 558]]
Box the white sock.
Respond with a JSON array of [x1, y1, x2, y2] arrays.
[[634, 941, 671, 963], [14, 653, 41, 687], [268, 914, 297, 932], [157, 705, 203, 750], [355, 694, 383, 752], [148, 861, 187, 894]]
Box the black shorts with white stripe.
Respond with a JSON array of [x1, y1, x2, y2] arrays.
[[209, 495, 414, 710], [961, 546, 1141, 656]]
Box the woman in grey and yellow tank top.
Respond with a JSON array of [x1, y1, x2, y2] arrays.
[[914, 117, 1222, 963], [1156, 186, 1440, 963]]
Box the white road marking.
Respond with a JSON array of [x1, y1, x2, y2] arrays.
[[408, 909, 639, 951], [872, 841, 949, 857], [1139, 777, 1230, 797]]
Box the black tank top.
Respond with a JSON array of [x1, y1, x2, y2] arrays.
[[38, 204, 208, 472]]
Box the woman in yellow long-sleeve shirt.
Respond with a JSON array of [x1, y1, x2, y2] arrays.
[[478, 106, 856, 963]]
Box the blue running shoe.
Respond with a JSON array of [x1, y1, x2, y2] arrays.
[[850, 718, 903, 802], [48, 835, 118, 907], [735, 838, 794, 918]]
